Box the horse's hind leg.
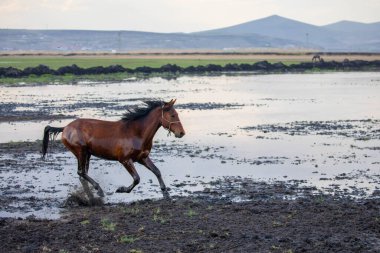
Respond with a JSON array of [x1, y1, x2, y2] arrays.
[[116, 159, 140, 193], [77, 150, 104, 197]]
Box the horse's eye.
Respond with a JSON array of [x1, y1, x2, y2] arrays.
[[171, 115, 175, 118]]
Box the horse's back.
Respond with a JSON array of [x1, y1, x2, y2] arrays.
[[62, 119, 126, 159]]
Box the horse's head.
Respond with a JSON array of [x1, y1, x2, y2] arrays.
[[161, 99, 185, 138]]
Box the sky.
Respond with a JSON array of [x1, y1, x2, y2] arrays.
[[1, 0, 380, 32]]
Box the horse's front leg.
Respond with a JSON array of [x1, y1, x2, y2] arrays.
[[116, 159, 140, 193], [140, 156, 169, 198]]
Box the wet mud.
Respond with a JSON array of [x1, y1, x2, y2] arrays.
[[0, 101, 246, 123], [243, 119, 380, 140], [1, 178, 380, 253]]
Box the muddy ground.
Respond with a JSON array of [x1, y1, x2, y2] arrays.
[[0, 140, 379, 252], [1, 178, 380, 253]]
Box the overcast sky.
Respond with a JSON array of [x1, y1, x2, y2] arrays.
[[1, 0, 380, 32]]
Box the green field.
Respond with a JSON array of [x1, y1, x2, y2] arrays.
[[0, 56, 305, 85], [0, 57, 299, 70]]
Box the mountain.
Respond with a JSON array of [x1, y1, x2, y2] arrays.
[[196, 15, 380, 51], [320, 21, 380, 51], [1, 15, 380, 52], [196, 15, 338, 47], [323, 20, 380, 33]]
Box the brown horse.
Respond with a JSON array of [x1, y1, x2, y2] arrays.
[[42, 99, 185, 197]]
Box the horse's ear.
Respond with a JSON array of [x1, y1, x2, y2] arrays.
[[164, 99, 176, 108]]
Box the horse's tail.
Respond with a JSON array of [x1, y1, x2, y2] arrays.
[[42, 125, 64, 159]]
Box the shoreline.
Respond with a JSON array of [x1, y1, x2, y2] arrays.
[[1, 60, 380, 85]]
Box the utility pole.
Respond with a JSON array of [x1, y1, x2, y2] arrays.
[[117, 31, 122, 52]]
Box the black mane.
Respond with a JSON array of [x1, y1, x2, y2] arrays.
[[121, 100, 163, 121]]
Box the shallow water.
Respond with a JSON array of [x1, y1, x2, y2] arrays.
[[1, 72, 380, 218]]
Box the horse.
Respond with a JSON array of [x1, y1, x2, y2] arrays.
[[312, 54, 323, 63], [42, 99, 185, 197]]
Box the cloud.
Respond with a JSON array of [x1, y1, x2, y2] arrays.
[[0, 0, 88, 13], [40, 0, 89, 12]]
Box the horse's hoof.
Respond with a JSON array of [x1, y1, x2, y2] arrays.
[[97, 189, 105, 197], [162, 190, 171, 200], [116, 186, 130, 193]]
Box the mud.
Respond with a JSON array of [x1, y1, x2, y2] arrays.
[[242, 119, 380, 140], [1, 178, 380, 253], [0, 101, 246, 123]]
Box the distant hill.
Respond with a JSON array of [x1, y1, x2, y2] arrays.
[[1, 15, 380, 52], [323, 20, 380, 33], [0, 28, 306, 52], [197, 15, 380, 52], [196, 15, 337, 49]]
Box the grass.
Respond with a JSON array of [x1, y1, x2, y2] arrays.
[[0, 56, 299, 70], [0, 56, 298, 85], [185, 209, 198, 217], [100, 218, 117, 231], [0, 73, 136, 85], [80, 219, 90, 225], [119, 235, 139, 244], [152, 207, 168, 224]]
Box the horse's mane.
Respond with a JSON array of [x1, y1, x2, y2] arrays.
[[121, 100, 163, 122]]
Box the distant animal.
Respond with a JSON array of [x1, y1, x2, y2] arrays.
[[42, 99, 185, 197], [312, 54, 322, 62]]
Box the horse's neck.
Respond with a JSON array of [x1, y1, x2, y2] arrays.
[[136, 107, 161, 145]]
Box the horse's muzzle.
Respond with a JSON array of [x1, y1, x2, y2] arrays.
[[175, 131, 185, 138]]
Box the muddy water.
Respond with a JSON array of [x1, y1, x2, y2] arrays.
[[1, 72, 380, 218]]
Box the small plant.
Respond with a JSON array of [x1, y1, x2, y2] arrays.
[[119, 235, 139, 244], [125, 207, 140, 215], [129, 249, 143, 253], [272, 221, 283, 227], [101, 218, 117, 231], [316, 196, 325, 203], [80, 219, 90, 225], [152, 207, 168, 224], [138, 226, 145, 233], [185, 209, 198, 217]]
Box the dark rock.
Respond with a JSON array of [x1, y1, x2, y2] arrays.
[[224, 63, 241, 71], [252, 60, 273, 70], [23, 65, 54, 76], [104, 64, 127, 73], [134, 66, 156, 73], [56, 64, 84, 75], [2, 67, 23, 77], [204, 64, 223, 72], [159, 64, 182, 72]]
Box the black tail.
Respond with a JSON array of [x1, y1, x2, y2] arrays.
[[42, 125, 64, 159]]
